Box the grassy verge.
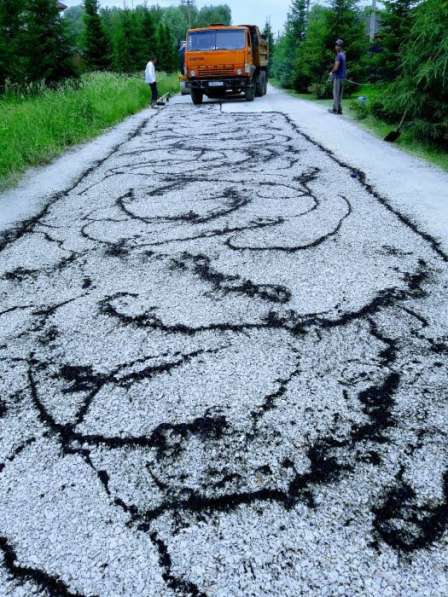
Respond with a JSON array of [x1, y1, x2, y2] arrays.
[[0, 71, 179, 189], [271, 80, 448, 173]]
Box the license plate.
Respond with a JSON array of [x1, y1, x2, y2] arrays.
[[209, 82, 224, 87]]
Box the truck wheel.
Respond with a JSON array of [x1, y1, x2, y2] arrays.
[[263, 74, 268, 96], [256, 72, 266, 97], [191, 89, 203, 105], [245, 84, 255, 102]]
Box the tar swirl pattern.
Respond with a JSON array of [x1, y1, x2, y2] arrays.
[[0, 104, 447, 596]]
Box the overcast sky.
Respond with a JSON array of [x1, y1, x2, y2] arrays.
[[63, 0, 296, 35], [64, 1, 376, 36]]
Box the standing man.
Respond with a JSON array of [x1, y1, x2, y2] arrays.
[[145, 56, 158, 108], [329, 39, 346, 115]]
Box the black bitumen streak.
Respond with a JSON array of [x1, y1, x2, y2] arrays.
[[1, 102, 447, 594], [3, 267, 40, 281], [99, 258, 430, 340], [32, 345, 228, 429], [351, 373, 401, 444], [251, 348, 301, 427], [150, 415, 228, 460], [226, 196, 351, 253], [276, 111, 448, 263], [99, 291, 292, 336], [118, 186, 250, 226], [150, 531, 208, 597], [171, 252, 291, 304], [29, 364, 228, 455], [372, 470, 448, 553], [140, 437, 348, 522], [0, 536, 93, 597], [310, 261, 430, 331], [0, 115, 151, 257], [0, 304, 34, 317], [140, 218, 283, 249], [5, 438, 37, 465]]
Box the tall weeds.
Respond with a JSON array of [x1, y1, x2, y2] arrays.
[[0, 72, 179, 187]]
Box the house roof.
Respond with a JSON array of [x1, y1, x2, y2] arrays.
[[57, 1, 67, 10]]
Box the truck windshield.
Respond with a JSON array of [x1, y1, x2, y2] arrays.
[[188, 30, 246, 51]]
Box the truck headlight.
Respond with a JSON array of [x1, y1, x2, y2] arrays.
[[190, 70, 197, 77], [236, 69, 243, 75]]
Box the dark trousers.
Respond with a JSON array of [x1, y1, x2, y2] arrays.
[[149, 82, 158, 105], [333, 78, 344, 113]]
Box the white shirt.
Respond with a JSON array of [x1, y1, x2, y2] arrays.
[[144, 61, 156, 84]]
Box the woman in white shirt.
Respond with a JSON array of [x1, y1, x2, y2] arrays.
[[144, 56, 158, 108]]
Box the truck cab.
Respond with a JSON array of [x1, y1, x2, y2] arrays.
[[184, 25, 269, 105]]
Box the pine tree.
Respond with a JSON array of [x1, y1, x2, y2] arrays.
[[0, 0, 26, 88], [64, 6, 85, 52], [292, 4, 330, 93], [112, 10, 135, 73], [24, 0, 77, 84], [287, 0, 308, 41], [140, 8, 158, 64], [376, 0, 419, 80], [83, 0, 111, 70], [156, 24, 177, 72], [273, 0, 308, 88], [262, 21, 275, 75], [326, 0, 366, 50], [384, 0, 448, 146]]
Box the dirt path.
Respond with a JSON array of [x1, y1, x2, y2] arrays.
[[0, 99, 447, 596]]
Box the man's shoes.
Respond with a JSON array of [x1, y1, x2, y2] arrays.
[[328, 109, 343, 115], [328, 109, 337, 114]]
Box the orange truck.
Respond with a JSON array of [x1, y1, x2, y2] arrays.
[[184, 24, 269, 105]]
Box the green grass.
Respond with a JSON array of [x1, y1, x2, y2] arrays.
[[271, 80, 448, 173], [348, 84, 448, 172], [0, 71, 180, 189]]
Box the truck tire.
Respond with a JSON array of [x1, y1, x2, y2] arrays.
[[191, 89, 203, 105], [263, 74, 268, 96], [255, 72, 264, 97], [245, 83, 255, 102]]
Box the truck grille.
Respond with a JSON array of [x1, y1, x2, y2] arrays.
[[197, 65, 236, 77]]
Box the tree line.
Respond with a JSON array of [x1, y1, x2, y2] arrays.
[[272, 0, 447, 147], [0, 0, 232, 92]]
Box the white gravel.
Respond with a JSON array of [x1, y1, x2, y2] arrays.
[[223, 86, 448, 255], [0, 99, 447, 597]]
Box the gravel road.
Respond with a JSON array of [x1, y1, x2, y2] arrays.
[[1, 100, 448, 596]]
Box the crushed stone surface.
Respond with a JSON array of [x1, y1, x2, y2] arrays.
[[1, 103, 448, 597]]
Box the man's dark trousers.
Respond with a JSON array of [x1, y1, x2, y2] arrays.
[[333, 78, 344, 114], [149, 82, 158, 106]]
